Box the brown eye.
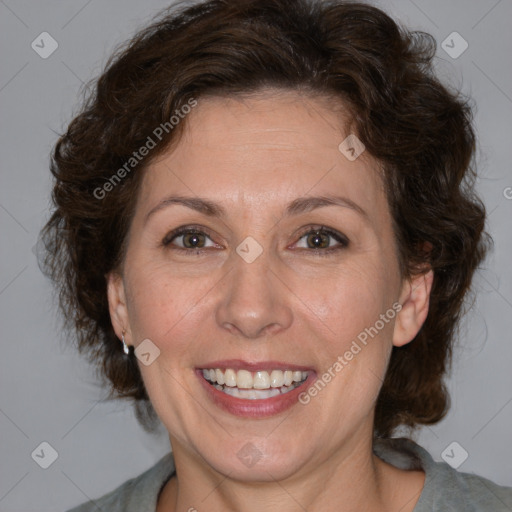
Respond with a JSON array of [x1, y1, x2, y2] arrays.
[[162, 227, 217, 251], [294, 226, 349, 254], [181, 232, 206, 248], [306, 231, 330, 249]]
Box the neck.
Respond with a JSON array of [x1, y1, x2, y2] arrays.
[[158, 431, 424, 512]]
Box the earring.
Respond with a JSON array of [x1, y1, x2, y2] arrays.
[[122, 332, 130, 355]]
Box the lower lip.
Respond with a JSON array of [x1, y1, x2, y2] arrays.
[[196, 369, 316, 418]]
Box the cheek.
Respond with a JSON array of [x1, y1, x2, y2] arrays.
[[300, 258, 395, 340], [124, 260, 210, 348], [296, 256, 397, 405]]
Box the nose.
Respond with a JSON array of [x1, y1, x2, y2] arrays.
[[215, 250, 293, 339]]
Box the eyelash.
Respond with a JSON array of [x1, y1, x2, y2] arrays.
[[161, 224, 349, 256]]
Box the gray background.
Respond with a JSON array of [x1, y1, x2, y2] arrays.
[[0, 0, 511, 510]]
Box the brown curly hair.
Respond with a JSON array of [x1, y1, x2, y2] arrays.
[[40, 0, 489, 437]]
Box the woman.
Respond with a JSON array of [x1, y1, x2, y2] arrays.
[[41, 0, 512, 510]]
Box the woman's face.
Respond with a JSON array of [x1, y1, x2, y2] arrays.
[[108, 90, 430, 481]]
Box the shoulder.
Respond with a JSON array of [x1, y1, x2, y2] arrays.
[[65, 452, 175, 512], [374, 437, 512, 512], [447, 471, 512, 511]]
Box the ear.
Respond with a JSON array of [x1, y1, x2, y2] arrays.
[[107, 272, 131, 345], [393, 269, 434, 347]]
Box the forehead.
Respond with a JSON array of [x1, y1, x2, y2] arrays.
[[137, 91, 388, 223]]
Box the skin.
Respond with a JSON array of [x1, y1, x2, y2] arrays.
[[108, 90, 433, 512]]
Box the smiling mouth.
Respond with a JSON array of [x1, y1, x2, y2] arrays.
[[201, 368, 309, 400]]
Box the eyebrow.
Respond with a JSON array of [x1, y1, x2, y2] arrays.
[[144, 194, 368, 224]]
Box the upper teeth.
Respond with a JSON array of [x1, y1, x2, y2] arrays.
[[202, 368, 308, 389]]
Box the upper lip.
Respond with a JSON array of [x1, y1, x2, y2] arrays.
[[197, 359, 315, 372]]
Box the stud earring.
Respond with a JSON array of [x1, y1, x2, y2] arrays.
[[122, 332, 130, 355]]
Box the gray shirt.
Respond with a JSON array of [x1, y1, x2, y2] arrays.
[[66, 438, 512, 511]]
